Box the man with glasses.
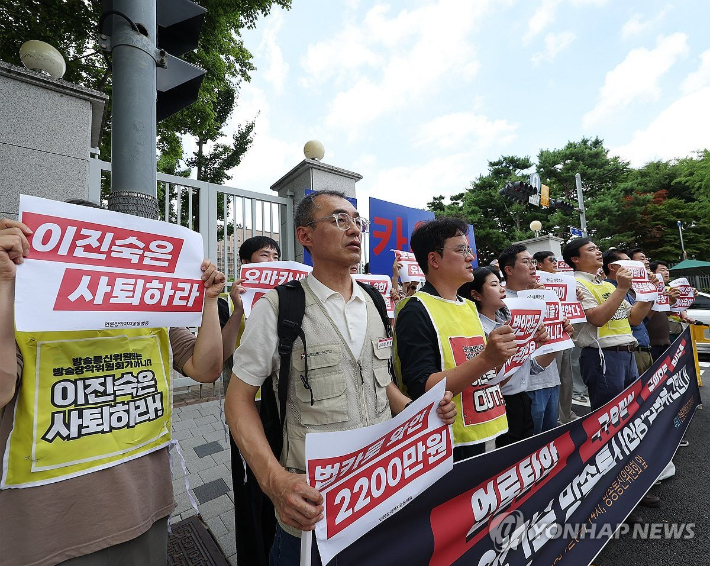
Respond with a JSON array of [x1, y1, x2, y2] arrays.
[[498, 244, 566, 441], [225, 190, 456, 565], [395, 217, 517, 460]]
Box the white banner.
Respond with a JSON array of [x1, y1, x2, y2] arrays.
[[651, 279, 670, 312], [393, 250, 425, 283], [239, 261, 312, 317], [611, 260, 657, 302], [669, 278, 695, 312], [306, 380, 453, 566], [555, 258, 574, 273], [517, 289, 574, 356], [16, 195, 206, 331], [352, 274, 394, 318], [535, 271, 586, 323], [499, 298, 546, 379]]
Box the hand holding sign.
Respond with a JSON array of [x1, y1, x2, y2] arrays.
[[0, 218, 32, 277], [482, 325, 517, 367], [269, 467, 324, 531]]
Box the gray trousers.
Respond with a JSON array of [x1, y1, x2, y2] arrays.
[[571, 345, 587, 397], [557, 349, 574, 422]]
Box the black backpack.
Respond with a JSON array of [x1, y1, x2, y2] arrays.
[[260, 279, 393, 460]]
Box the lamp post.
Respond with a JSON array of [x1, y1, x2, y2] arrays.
[[530, 220, 542, 238], [677, 220, 687, 260]]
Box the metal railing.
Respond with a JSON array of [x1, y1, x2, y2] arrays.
[[88, 159, 295, 280]]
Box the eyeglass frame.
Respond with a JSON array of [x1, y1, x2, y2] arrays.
[[306, 212, 369, 233], [518, 258, 538, 268], [437, 245, 475, 258]]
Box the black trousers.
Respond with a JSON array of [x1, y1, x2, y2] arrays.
[[495, 392, 534, 448]]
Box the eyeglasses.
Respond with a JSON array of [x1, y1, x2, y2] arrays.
[[307, 212, 369, 233], [519, 258, 538, 268], [438, 245, 475, 258]]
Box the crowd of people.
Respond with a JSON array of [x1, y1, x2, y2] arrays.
[[0, 189, 699, 566]]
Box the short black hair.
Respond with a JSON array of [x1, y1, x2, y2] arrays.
[[562, 237, 592, 269], [532, 250, 555, 264], [410, 217, 468, 275], [239, 236, 280, 262], [498, 243, 527, 280], [627, 247, 644, 260], [650, 260, 669, 272], [602, 248, 626, 275], [294, 190, 348, 229]]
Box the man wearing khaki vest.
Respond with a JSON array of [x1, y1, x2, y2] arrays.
[[225, 190, 455, 565]]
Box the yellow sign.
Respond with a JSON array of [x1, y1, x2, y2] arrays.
[[541, 184, 550, 208], [3, 328, 172, 488]]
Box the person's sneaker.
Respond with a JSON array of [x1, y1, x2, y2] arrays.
[[679, 439, 690, 447], [639, 494, 660, 508], [624, 512, 644, 525], [573, 394, 588, 402]]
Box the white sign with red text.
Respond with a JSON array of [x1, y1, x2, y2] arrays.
[[239, 261, 312, 317], [517, 289, 574, 356], [555, 258, 573, 273], [392, 250, 425, 283], [352, 274, 394, 318], [498, 298, 545, 379], [611, 260, 657, 302], [669, 278, 695, 312], [16, 195, 206, 331], [651, 279, 670, 312], [535, 271, 586, 323], [306, 380, 453, 566]]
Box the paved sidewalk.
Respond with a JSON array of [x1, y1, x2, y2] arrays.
[[170, 390, 237, 565]]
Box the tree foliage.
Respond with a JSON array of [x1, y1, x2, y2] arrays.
[[429, 139, 710, 264]]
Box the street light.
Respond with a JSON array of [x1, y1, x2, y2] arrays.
[[530, 220, 542, 238], [677, 220, 687, 260]]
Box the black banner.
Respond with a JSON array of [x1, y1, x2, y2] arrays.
[[317, 329, 701, 566]]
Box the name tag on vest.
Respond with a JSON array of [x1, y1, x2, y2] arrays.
[[377, 337, 393, 349]]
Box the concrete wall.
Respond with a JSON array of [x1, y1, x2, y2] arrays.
[[0, 62, 106, 219]]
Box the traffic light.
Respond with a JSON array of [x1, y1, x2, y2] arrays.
[[549, 199, 575, 213], [156, 0, 207, 121], [499, 181, 536, 203]]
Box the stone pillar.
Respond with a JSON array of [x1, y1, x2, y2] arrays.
[[515, 234, 565, 257], [0, 61, 107, 219], [270, 159, 362, 263]]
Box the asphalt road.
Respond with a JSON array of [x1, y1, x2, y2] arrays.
[[591, 357, 709, 566]]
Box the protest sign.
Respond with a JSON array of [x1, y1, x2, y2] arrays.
[[669, 278, 695, 312], [239, 261, 312, 317], [306, 380, 453, 565], [517, 289, 574, 356], [556, 258, 574, 273], [536, 270, 586, 323], [3, 327, 172, 488], [651, 279, 670, 312], [499, 298, 545, 378], [315, 329, 700, 566], [16, 195, 206, 331], [610, 260, 657, 302], [352, 274, 394, 318], [393, 250, 426, 283]]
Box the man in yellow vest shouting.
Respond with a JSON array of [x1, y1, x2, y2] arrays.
[[394, 217, 517, 461], [562, 238, 643, 411]]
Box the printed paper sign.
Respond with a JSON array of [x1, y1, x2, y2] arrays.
[[669, 278, 695, 311], [517, 289, 574, 356], [353, 274, 394, 318], [611, 260, 657, 302], [651, 279, 670, 312], [556, 258, 574, 273], [16, 195, 206, 331], [536, 271, 586, 323], [393, 250, 425, 283], [306, 380, 453, 565], [499, 298, 545, 378], [239, 261, 312, 317]]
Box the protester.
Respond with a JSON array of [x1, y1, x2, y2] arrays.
[[628, 248, 651, 272], [534, 249, 579, 424], [394, 218, 516, 460], [602, 249, 655, 375], [646, 260, 681, 361], [390, 258, 419, 304], [0, 213, 225, 565], [224, 190, 456, 565], [498, 245, 572, 436], [217, 235, 280, 566]]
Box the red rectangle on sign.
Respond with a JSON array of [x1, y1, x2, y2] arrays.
[[24, 212, 183, 273], [54, 268, 203, 312]]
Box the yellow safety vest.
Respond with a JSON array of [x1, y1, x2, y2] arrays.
[[3, 328, 172, 489], [395, 292, 508, 446], [576, 278, 633, 339]]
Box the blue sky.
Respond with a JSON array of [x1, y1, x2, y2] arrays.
[[205, 0, 710, 214]]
